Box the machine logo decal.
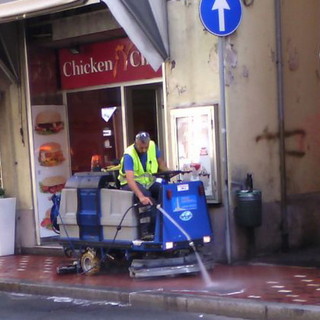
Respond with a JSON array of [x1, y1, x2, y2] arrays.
[[177, 184, 189, 192], [179, 211, 193, 221]]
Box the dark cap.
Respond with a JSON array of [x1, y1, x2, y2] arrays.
[[135, 131, 150, 143]]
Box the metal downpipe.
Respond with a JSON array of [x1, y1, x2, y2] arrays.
[[275, 0, 289, 251]]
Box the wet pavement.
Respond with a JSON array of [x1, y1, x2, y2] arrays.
[[0, 253, 320, 319], [0, 254, 320, 303]]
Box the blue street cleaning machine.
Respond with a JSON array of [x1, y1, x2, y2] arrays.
[[56, 170, 214, 278]]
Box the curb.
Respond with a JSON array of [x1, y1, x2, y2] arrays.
[[0, 279, 320, 320]]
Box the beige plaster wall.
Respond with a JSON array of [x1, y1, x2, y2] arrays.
[[165, 0, 281, 202], [8, 84, 33, 209], [0, 62, 35, 249], [0, 77, 32, 207], [279, 1, 320, 248], [165, 0, 224, 259], [222, 1, 282, 258], [0, 74, 15, 193], [165, 0, 220, 111], [225, 1, 280, 203], [281, 0, 320, 195], [165, 0, 283, 259], [226, 0, 320, 253]]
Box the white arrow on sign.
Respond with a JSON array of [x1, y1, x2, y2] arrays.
[[212, 0, 230, 32]]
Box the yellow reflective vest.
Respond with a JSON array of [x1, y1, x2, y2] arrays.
[[118, 140, 158, 187]]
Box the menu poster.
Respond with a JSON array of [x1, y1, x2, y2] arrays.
[[171, 106, 220, 203], [31, 105, 71, 238]]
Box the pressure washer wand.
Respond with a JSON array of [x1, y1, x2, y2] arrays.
[[156, 204, 195, 249]]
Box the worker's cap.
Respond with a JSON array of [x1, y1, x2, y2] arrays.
[[135, 131, 150, 143]]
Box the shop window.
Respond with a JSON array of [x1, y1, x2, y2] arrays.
[[67, 88, 123, 173], [170, 105, 220, 203]]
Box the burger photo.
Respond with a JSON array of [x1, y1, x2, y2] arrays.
[[39, 175, 66, 194], [38, 142, 65, 167], [35, 110, 64, 135]]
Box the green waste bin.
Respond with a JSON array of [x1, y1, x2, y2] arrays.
[[235, 189, 262, 228]]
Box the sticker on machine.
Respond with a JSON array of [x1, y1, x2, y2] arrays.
[[173, 195, 197, 212], [179, 211, 193, 221], [177, 184, 189, 192]]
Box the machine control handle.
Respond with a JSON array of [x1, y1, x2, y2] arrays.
[[153, 170, 191, 182]]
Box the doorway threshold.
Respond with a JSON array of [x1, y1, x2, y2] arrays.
[[21, 236, 64, 256]]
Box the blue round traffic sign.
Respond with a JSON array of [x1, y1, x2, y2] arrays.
[[199, 0, 243, 37]]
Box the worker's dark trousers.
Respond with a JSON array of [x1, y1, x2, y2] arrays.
[[121, 182, 162, 238]]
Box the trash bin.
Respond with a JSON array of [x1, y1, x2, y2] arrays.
[[0, 198, 16, 256], [235, 189, 262, 228]]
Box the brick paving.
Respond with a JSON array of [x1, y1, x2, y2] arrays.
[[0, 254, 319, 307]]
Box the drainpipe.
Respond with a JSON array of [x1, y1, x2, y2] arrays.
[[218, 37, 232, 263], [275, 0, 289, 251]]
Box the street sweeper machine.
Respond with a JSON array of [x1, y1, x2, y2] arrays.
[[55, 170, 214, 278]]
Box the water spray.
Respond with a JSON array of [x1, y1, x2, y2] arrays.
[[156, 204, 193, 243], [155, 204, 213, 287]]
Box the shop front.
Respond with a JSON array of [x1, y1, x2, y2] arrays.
[[27, 34, 163, 242]]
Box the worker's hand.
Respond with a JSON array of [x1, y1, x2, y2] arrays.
[[139, 195, 153, 206]]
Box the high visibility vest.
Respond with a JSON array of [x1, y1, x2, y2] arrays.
[[118, 140, 158, 187]]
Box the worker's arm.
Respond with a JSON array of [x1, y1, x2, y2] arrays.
[[125, 170, 153, 206], [157, 157, 169, 172]]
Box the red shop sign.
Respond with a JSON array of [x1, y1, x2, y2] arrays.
[[59, 38, 162, 90]]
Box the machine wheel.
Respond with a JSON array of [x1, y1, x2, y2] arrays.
[[80, 250, 101, 275]]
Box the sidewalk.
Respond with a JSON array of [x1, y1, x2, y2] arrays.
[[0, 255, 320, 320], [0, 252, 320, 319]]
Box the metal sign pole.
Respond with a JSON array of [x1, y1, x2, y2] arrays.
[[199, 0, 243, 264], [218, 36, 232, 264]]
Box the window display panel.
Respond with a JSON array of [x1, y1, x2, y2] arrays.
[[171, 106, 220, 203], [32, 105, 70, 238]]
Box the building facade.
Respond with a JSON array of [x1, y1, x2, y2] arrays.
[[0, 0, 319, 262]]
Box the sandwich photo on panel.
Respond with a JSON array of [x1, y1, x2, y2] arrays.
[[38, 142, 65, 167], [39, 175, 66, 194], [34, 110, 64, 135]]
